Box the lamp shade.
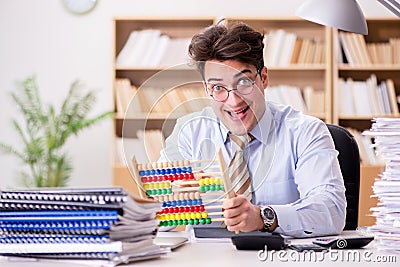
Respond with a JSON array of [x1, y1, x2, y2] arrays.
[[296, 0, 368, 35]]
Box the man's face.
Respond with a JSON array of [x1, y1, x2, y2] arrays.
[[204, 60, 268, 136]]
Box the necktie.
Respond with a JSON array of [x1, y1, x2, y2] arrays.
[[228, 133, 252, 202]]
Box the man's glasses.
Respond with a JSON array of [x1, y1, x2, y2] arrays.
[[205, 72, 260, 102]]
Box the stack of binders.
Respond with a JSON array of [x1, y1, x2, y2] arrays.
[[0, 187, 167, 265]]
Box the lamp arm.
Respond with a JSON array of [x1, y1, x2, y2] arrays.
[[377, 0, 400, 17]]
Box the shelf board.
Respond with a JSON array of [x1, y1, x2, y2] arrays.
[[338, 64, 400, 71], [268, 64, 326, 71], [339, 115, 399, 120], [114, 65, 196, 71]]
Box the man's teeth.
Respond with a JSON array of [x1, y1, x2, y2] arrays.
[[234, 106, 247, 114]]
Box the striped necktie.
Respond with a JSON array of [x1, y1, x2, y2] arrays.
[[228, 133, 252, 202]]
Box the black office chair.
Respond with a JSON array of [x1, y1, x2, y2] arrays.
[[326, 124, 360, 230]]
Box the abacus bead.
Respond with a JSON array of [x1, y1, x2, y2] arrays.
[[210, 184, 216, 191], [201, 212, 208, 218], [199, 205, 205, 212], [173, 220, 178, 226], [215, 185, 221, 191], [167, 188, 172, 194], [182, 200, 187, 206], [194, 219, 200, 225], [139, 170, 145, 176], [189, 192, 195, 200], [194, 206, 200, 212], [179, 207, 184, 213], [199, 186, 205, 192], [183, 219, 188, 225], [204, 178, 210, 185], [187, 166, 192, 172], [176, 167, 182, 174], [166, 168, 171, 174], [189, 206, 195, 212], [195, 192, 200, 199], [188, 219, 194, 225], [178, 220, 183, 225], [195, 213, 201, 219], [184, 193, 189, 200], [168, 220, 174, 226], [162, 189, 167, 195], [173, 207, 179, 213], [198, 179, 204, 186], [189, 173, 194, 179], [200, 218, 206, 224], [171, 168, 176, 174], [206, 218, 212, 224], [204, 185, 210, 191], [184, 207, 190, 212]]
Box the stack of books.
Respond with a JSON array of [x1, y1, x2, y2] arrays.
[[363, 118, 400, 253], [0, 187, 167, 265]]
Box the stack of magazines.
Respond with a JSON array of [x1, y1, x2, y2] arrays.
[[363, 118, 400, 253], [0, 187, 167, 265]]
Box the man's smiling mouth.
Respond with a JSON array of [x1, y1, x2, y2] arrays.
[[226, 105, 250, 117]]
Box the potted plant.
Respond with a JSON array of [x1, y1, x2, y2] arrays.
[[0, 76, 113, 187]]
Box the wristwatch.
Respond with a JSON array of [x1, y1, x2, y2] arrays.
[[260, 206, 276, 232]]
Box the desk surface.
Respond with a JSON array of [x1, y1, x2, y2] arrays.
[[1, 231, 398, 267]]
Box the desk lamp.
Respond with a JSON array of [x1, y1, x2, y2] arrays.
[[296, 0, 400, 35]]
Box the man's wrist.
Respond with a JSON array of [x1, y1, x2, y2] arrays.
[[259, 206, 278, 232]]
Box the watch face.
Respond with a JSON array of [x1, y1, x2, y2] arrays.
[[263, 207, 275, 220]]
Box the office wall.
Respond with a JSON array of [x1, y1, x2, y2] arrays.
[[0, 0, 395, 189]]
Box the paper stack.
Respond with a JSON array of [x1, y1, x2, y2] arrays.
[[363, 118, 400, 253], [0, 187, 166, 265]]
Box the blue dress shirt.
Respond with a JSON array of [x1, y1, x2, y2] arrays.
[[159, 101, 346, 237]]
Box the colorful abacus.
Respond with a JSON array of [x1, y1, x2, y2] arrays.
[[131, 151, 234, 228]]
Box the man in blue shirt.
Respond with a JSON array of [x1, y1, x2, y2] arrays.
[[159, 22, 346, 238]]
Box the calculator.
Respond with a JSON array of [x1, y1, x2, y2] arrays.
[[312, 236, 374, 249]]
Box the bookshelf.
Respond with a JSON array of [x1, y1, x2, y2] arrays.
[[112, 17, 397, 209], [225, 17, 332, 122], [332, 18, 400, 166], [112, 17, 215, 193]]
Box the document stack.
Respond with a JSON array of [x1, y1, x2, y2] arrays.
[[0, 187, 167, 265], [363, 118, 400, 253]]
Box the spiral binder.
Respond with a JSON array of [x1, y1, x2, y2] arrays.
[[0, 187, 165, 265]]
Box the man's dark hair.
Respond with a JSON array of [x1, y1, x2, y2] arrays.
[[188, 22, 265, 78]]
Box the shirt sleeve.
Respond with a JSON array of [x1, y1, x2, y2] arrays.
[[271, 121, 347, 238]]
